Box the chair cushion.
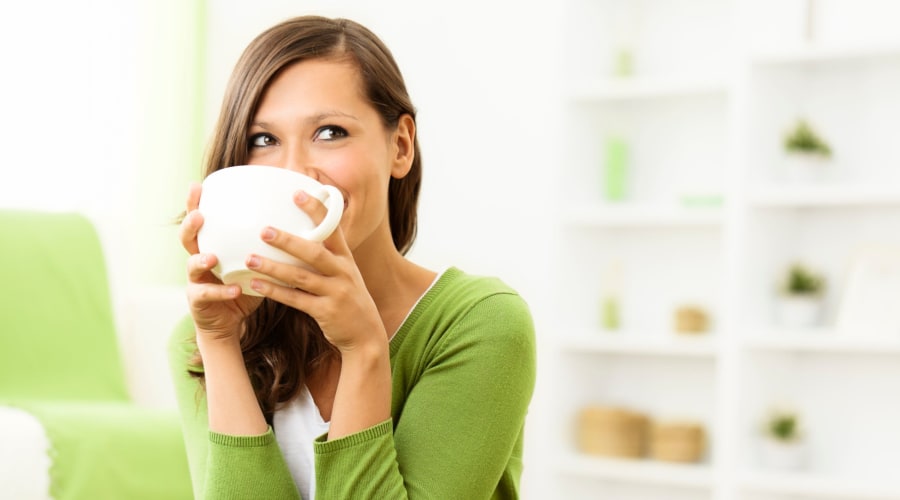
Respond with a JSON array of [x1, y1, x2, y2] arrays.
[[7, 400, 193, 500], [0, 210, 128, 400]]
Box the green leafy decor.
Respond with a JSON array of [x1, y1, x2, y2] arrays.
[[782, 264, 825, 296], [784, 119, 832, 158], [766, 410, 800, 443]]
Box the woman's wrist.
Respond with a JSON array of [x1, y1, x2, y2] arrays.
[[328, 338, 392, 440], [195, 323, 244, 351]]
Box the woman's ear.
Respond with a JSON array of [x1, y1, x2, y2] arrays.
[[390, 114, 416, 179]]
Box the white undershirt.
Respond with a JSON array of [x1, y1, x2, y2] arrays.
[[273, 269, 446, 499]]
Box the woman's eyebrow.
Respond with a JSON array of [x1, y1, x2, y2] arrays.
[[250, 111, 359, 130], [306, 110, 359, 124]]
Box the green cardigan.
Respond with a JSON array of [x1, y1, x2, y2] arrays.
[[169, 267, 537, 499]]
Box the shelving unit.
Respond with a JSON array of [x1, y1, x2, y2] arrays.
[[554, 1, 900, 499]]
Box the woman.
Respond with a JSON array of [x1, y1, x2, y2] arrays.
[[170, 15, 536, 499]]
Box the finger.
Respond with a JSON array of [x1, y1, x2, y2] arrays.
[[260, 226, 341, 275], [246, 253, 326, 296], [180, 209, 204, 255], [186, 182, 202, 212], [295, 190, 327, 225], [295, 190, 351, 256], [186, 252, 227, 286], [249, 275, 321, 313], [186, 279, 242, 306]]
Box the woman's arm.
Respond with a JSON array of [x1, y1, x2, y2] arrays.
[[196, 332, 268, 436], [168, 317, 300, 500], [314, 291, 537, 499]]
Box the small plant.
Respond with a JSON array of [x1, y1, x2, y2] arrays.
[[782, 263, 825, 296], [765, 409, 801, 443], [784, 119, 832, 158]]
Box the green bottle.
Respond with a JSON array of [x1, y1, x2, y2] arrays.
[[604, 136, 628, 201]]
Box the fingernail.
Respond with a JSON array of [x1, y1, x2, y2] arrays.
[[262, 227, 276, 241], [229, 286, 241, 297], [250, 279, 263, 291], [247, 255, 260, 269], [200, 254, 208, 267], [295, 190, 308, 203]]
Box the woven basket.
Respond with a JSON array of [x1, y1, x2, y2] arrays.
[[674, 306, 709, 334], [577, 406, 649, 458], [650, 421, 706, 463]]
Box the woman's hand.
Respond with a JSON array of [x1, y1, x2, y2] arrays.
[[180, 182, 263, 343], [244, 190, 387, 352]]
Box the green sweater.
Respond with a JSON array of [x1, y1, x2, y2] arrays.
[[168, 267, 537, 499]]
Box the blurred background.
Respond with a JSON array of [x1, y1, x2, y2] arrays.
[[1, 0, 899, 499]]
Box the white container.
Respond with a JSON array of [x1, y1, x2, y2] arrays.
[[784, 153, 829, 183], [760, 438, 805, 471], [777, 295, 823, 329]]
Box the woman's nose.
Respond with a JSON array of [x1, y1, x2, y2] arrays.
[[281, 150, 320, 180]]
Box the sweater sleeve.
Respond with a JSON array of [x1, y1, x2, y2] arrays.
[[313, 292, 537, 499], [167, 316, 301, 500]]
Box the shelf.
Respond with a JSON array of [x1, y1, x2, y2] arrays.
[[558, 453, 713, 489], [744, 329, 900, 355], [568, 75, 729, 102], [560, 332, 718, 358], [751, 42, 900, 67], [741, 469, 900, 499], [748, 184, 900, 208], [563, 203, 725, 228]]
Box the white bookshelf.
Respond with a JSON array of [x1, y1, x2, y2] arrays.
[[568, 75, 729, 102], [559, 331, 719, 358], [740, 470, 900, 500], [563, 203, 725, 228], [555, 1, 900, 499], [559, 453, 715, 490]]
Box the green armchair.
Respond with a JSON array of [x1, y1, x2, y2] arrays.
[[0, 209, 192, 499]]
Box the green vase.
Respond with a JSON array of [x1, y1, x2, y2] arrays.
[[603, 137, 628, 201]]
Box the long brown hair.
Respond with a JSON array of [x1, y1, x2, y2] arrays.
[[191, 16, 422, 420]]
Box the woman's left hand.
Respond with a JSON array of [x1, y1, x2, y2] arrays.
[[246, 190, 386, 352]]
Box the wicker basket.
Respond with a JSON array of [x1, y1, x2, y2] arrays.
[[577, 406, 649, 458], [650, 421, 706, 463], [674, 306, 709, 334]]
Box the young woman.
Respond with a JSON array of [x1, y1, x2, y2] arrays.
[[170, 15, 536, 499]]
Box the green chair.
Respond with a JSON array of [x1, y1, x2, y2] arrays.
[[0, 209, 192, 499]]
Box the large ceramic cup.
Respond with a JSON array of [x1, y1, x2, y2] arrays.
[[197, 165, 344, 296]]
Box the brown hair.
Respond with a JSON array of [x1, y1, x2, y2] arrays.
[[192, 16, 422, 420]]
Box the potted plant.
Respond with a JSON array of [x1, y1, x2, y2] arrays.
[[782, 119, 832, 182], [760, 408, 805, 471], [777, 263, 826, 329]]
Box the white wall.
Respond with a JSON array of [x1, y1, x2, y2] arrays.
[[1, 2, 564, 497]]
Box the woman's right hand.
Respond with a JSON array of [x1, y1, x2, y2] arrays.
[[181, 182, 263, 343]]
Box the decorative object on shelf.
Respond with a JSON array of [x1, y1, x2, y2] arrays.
[[649, 421, 706, 463], [782, 118, 833, 182], [803, 0, 818, 42], [674, 305, 710, 334], [776, 263, 826, 328], [836, 245, 900, 337], [680, 193, 724, 209], [603, 136, 629, 201], [760, 407, 805, 471], [600, 296, 620, 331], [577, 406, 649, 459], [614, 48, 634, 77], [599, 260, 623, 331]]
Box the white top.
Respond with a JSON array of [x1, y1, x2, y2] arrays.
[[273, 269, 446, 499], [273, 386, 329, 500]]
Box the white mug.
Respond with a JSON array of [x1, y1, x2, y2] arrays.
[[197, 165, 344, 296]]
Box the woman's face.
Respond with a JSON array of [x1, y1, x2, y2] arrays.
[[245, 58, 413, 253]]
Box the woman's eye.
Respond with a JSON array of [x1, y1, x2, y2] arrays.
[[248, 133, 277, 148], [314, 126, 348, 142]]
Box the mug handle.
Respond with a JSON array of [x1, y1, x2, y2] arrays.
[[301, 185, 344, 241]]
